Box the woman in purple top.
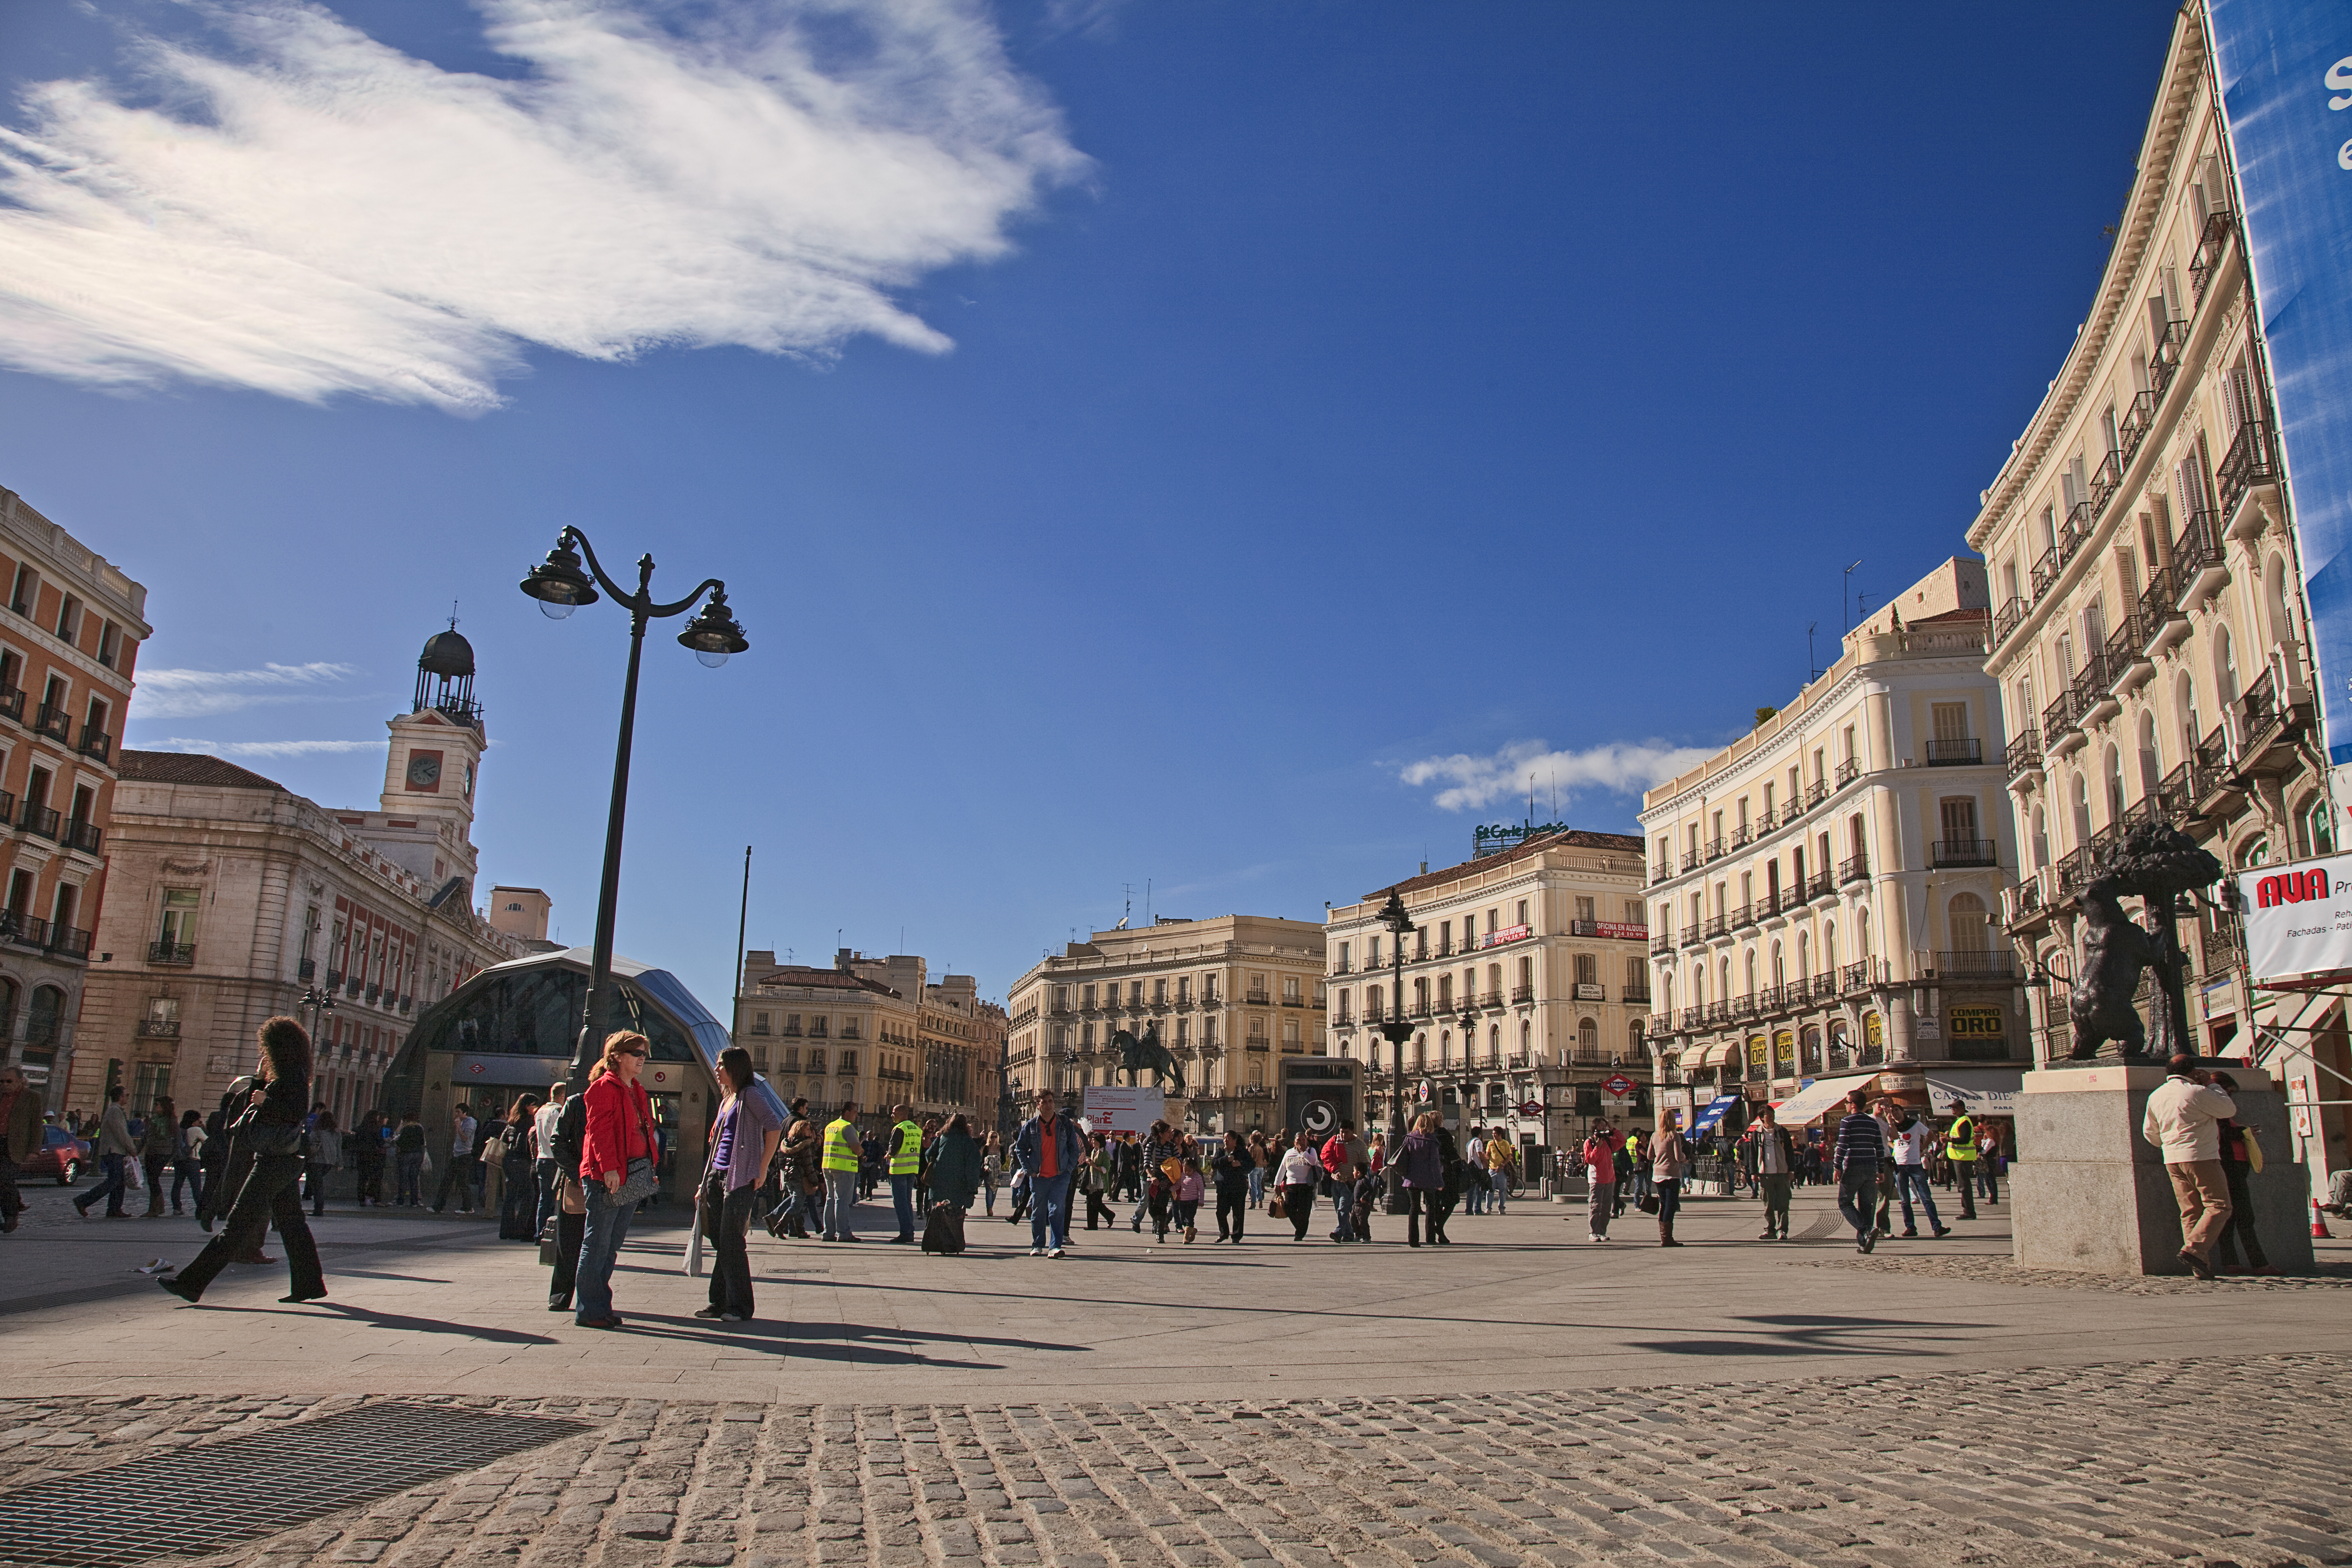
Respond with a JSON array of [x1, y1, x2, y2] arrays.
[[698, 1046, 783, 1323]]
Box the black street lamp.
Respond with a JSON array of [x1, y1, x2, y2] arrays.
[[1375, 890, 1417, 1215], [300, 985, 335, 1043], [520, 528, 749, 1093]]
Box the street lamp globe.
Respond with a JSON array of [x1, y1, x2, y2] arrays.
[[519, 538, 598, 619], [677, 590, 750, 668]]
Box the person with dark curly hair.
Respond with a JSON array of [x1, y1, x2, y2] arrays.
[[161, 1017, 325, 1305]]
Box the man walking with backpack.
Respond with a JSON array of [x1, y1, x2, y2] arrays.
[[1831, 1089, 1888, 1253]]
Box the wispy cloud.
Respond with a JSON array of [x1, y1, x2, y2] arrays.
[[1398, 738, 1714, 814], [160, 736, 382, 759], [134, 661, 359, 720], [0, 0, 1087, 411]]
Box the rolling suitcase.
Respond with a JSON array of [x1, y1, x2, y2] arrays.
[[921, 1202, 966, 1255]]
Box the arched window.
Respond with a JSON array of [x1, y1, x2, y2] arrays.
[[1520, 1019, 1532, 1058], [1824, 921, 1839, 973], [1796, 929, 1811, 980], [1487, 1023, 1501, 1059], [2031, 805, 2049, 868], [1628, 1017, 1645, 1062], [2104, 745, 2126, 826], [2214, 622, 2241, 706], [1948, 892, 1989, 954], [26, 985, 63, 1047], [2266, 554, 2295, 650], [2137, 709, 2162, 793], [2071, 771, 2093, 847], [1743, 949, 1757, 996], [1769, 942, 1784, 987], [2178, 671, 2201, 759], [1577, 1017, 1599, 1060], [1801, 1026, 1822, 1074]]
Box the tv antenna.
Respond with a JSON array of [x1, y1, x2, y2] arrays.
[[1807, 622, 1821, 683], [1842, 560, 1863, 632]]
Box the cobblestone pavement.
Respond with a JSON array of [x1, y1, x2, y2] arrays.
[[1805, 1254, 2352, 1294], [5, 1357, 2351, 1568]]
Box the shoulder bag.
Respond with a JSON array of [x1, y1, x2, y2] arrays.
[[610, 1088, 661, 1205], [231, 1103, 306, 1159], [2244, 1126, 2264, 1173]]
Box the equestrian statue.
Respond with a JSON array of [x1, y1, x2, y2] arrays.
[[2068, 820, 2223, 1060], [1110, 1026, 1185, 1094]]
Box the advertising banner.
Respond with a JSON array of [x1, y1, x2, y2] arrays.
[[1081, 1085, 1163, 1135], [2208, 0, 2352, 761], [2234, 848, 2352, 984]]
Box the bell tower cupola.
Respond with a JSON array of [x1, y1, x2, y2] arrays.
[[380, 619, 488, 872]]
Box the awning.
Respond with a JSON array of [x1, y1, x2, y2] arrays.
[[1921, 1067, 2025, 1117], [1690, 1094, 1741, 1135], [1771, 1071, 1882, 1127], [1692, 1041, 1735, 1068]]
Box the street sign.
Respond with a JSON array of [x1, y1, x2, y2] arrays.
[[1514, 1099, 1543, 1117], [1602, 1073, 1635, 1099]]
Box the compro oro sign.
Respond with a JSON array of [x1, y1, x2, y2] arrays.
[[2236, 851, 2352, 986]]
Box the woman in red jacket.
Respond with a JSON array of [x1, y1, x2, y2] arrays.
[[574, 1031, 655, 1328]]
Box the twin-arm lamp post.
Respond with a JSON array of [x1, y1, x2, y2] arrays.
[[1375, 890, 1416, 1215], [519, 528, 748, 1094]]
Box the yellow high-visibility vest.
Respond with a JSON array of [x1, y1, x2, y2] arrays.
[[889, 1119, 922, 1176], [823, 1117, 860, 1173], [1946, 1115, 1979, 1163]]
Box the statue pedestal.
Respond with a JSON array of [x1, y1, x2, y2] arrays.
[[2012, 1063, 2312, 1275]]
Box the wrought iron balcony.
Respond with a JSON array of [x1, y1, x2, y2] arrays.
[[62, 819, 101, 854], [2218, 419, 2280, 523], [2119, 388, 2159, 465], [1925, 738, 1981, 766], [2030, 547, 2061, 599], [2189, 208, 2236, 303], [1703, 914, 1730, 941], [1679, 924, 1703, 949], [2237, 668, 2290, 752], [1838, 852, 1869, 885], [2060, 500, 2097, 562], [1839, 959, 1883, 994], [1834, 757, 1860, 788], [1934, 950, 2014, 979], [0, 913, 47, 949], [1479, 991, 1506, 1011], [49, 926, 91, 960], [1805, 870, 1834, 900], [1650, 859, 1671, 884], [2149, 317, 2190, 397], [1244, 989, 1270, 1006], [2090, 448, 2125, 515], [1993, 596, 2030, 648], [1704, 837, 1727, 862], [1805, 779, 1828, 808], [18, 802, 57, 841], [365, 981, 382, 1004], [1681, 848, 1703, 873], [1730, 823, 1753, 850], [1730, 901, 1757, 931], [2005, 733, 2041, 782], [1622, 985, 1651, 1005], [1511, 984, 1535, 1005], [2174, 508, 2228, 598], [77, 726, 111, 763], [1651, 934, 1675, 956], [30, 702, 70, 743], [148, 941, 196, 965], [137, 1019, 181, 1038], [2042, 690, 2079, 752], [1929, 837, 1998, 869], [0, 687, 22, 725]]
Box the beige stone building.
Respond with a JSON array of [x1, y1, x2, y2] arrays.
[[1970, 11, 2346, 1186], [919, 973, 1004, 1131], [1004, 915, 1328, 1132], [487, 886, 560, 954], [0, 486, 149, 1109], [75, 630, 528, 1124], [1327, 831, 1651, 1157], [1641, 558, 2019, 1123], [738, 949, 923, 1130]]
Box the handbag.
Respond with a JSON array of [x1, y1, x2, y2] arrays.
[[231, 1105, 306, 1158], [2244, 1127, 2264, 1174], [560, 1172, 585, 1215], [606, 1087, 661, 1205], [683, 1220, 706, 1277], [1266, 1193, 1286, 1218], [538, 1216, 560, 1267], [1638, 1191, 1661, 1215]]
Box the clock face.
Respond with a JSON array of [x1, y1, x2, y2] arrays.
[[405, 750, 443, 791], [462, 761, 475, 798]]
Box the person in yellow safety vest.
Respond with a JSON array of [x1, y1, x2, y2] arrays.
[[886, 1104, 923, 1244], [821, 1100, 862, 1242], [1622, 1129, 1646, 1215], [1944, 1099, 1980, 1220]]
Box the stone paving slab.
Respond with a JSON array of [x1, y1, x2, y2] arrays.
[[3, 1359, 2349, 1568], [1804, 1254, 2352, 1295]]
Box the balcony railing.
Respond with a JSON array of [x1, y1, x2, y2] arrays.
[[1622, 985, 1651, 1005], [2030, 547, 2061, 598], [62, 819, 101, 855], [1705, 837, 1727, 862], [148, 941, 196, 965], [0, 913, 47, 950], [1244, 989, 1270, 1006], [2149, 317, 2190, 397], [18, 802, 58, 841], [77, 726, 111, 763], [1681, 849, 1703, 873], [365, 981, 382, 1004], [1834, 757, 1860, 788], [137, 1020, 181, 1038], [2042, 690, 2080, 751], [1479, 991, 1506, 1010], [1837, 852, 1869, 885], [49, 926, 91, 960], [1840, 960, 1883, 994], [2218, 419, 2280, 522], [1650, 860, 1670, 884], [2060, 499, 2097, 562], [1805, 779, 1829, 808], [2189, 208, 2236, 304], [2005, 733, 2041, 782], [2237, 668, 2288, 750], [1934, 950, 2014, 979], [1703, 914, 1730, 941], [1730, 823, 1754, 850], [1730, 901, 1756, 931], [1993, 596, 2030, 648], [0, 687, 22, 725], [1679, 924, 1703, 949], [2119, 388, 2159, 465], [1805, 870, 1834, 900], [29, 702, 70, 743], [1925, 738, 1981, 767], [2174, 509, 2227, 597], [1512, 984, 1536, 1005], [2090, 448, 2125, 515], [1929, 838, 1999, 869]]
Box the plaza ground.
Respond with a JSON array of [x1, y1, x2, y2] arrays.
[[2, 1179, 2348, 1567]]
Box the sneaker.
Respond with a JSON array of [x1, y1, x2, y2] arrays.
[[2180, 1248, 2214, 1280], [1860, 1234, 1876, 1254], [694, 1306, 725, 1319], [1931, 1225, 1952, 1238], [1759, 1230, 1777, 1240], [1027, 1247, 1045, 1257], [1047, 1246, 1064, 1258], [1900, 1230, 1919, 1238], [1587, 1233, 1601, 1243], [721, 1312, 748, 1323]]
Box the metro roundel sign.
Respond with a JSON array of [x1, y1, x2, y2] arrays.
[[1602, 1073, 1636, 1099], [1514, 1099, 1544, 1117]]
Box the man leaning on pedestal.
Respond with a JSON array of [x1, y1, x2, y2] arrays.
[[2141, 1054, 2236, 1280]]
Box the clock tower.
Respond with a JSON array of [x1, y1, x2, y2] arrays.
[[379, 626, 487, 886]]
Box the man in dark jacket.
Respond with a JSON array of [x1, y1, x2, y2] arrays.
[[1011, 1090, 1085, 1257], [0, 1065, 43, 1232]]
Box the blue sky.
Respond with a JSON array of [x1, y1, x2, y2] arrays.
[[0, 0, 2177, 1014]]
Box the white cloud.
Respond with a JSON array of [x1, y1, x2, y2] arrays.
[[133, 660, 359, 719], [1398, 738, 1714, 814], [0, 0, 1086, 411], [160, 736, 382, 758]]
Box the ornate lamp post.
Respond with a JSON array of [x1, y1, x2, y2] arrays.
[[300, 985, 335, 1044], [1375, 890, 1417, 1214], [519, 529, 749, 1093]]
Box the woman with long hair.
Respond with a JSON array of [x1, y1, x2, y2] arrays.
[[574, 1031, 656, 1329], [161, 1018, 325, 1304], [170, 1109, 207, 1216], [696, 1046, 780, 1322], [351, 1109, 388, 1207], [498, 1094, 541, 1240]]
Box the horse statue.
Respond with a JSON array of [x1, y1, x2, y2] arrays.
[[1109, 1026, 1185, 1094], [2068, 820, 2221, 1060]]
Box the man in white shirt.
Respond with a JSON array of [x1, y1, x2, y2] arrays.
[[2141, 1055, 2237, 1279], [432, 1104, 479, 1214], [1885, 1100, 1950, 1238], [532, 1085, 568, 1238], [1462, 1130, 1487, 1215]]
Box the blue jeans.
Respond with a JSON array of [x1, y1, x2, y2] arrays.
[[1895, 1166, 1943, 1232], [1246, 1168, 1264, 1207], [534, 1160, 560, 1236], [1837, 1167, 1880, 1240], [77, 1153, 127, 1216], [1463, 1173, 1485, 1215], [1490, 1172, 1510, 1213], [1974, 1163, 2001, 1203], [1029, 1171, 1073, 1250], [395, 1151, 423, 1205], [574, 1186, 634, 1323], [1329, 1182, 1354, 1238], [890, 1173, 917, 1239], [824, 1170, 859, 1239]]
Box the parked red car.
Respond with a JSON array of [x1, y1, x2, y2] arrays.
[[18, 1124, 92, 1185]]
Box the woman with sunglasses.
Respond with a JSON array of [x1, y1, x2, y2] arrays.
[[575, 1031, 657, 1329]]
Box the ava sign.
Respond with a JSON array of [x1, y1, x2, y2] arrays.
[[2235, 850, 2352, 985], [1602, 1074, 1637, 1099]]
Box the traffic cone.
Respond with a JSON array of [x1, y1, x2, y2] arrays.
[[2313, 1200, 2332, 1240]]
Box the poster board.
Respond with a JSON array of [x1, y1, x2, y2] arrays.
[[1082, 1085, 1164, 1135]]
